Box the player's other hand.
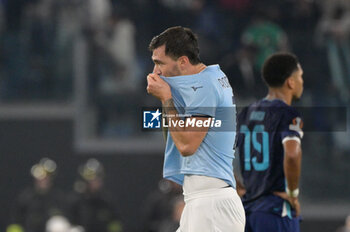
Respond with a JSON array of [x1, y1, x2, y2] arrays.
[[288, 197, 300, 217], [146, 73, 172, 103], [273, 191, 301, 217]]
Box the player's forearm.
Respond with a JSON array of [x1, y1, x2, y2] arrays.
[[284, 148, 302, 191], [162, 98, 186, 133], [162, 98, 202, 156], [234, 176, 246, 197]]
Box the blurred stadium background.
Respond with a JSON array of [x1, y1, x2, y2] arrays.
[[0, 0, 349, 231]]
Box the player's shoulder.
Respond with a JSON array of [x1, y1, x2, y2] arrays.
[[203, 64, 223, 76], [237, 100, 261, 122], [200, 65, 226, 83], [239, 99, 300, 120], [241, 98, 269, 113], [262, 99, 301, 117], [278, 101, 301, 119], [268, 100, 303, 137], [196, 64, 228, 95]]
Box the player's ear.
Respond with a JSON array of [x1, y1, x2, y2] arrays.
[[178, 56, 189, 66], [286, 77, 295, 90]]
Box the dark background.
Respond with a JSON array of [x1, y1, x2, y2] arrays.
[[0, 0, 349, 231]]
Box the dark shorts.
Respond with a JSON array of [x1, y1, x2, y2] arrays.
[[245, 211, 300, 232]]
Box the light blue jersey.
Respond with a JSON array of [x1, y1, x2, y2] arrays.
[[161, 65, 237, 188]]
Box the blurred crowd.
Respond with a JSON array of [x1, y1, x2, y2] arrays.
[[0, 0, 349, 226], [7, 158, 124, 232], [0, 0, 349, 134], [6, 157, 184, 232]]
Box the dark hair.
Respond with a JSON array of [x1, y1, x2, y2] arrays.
[[262, 52, 299, 88], [148, 26, 201, 65]]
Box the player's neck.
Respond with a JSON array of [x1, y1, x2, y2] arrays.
[[182, 63, 207, 76], [266, 89, 292, 106]]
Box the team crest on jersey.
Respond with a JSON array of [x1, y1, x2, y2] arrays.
[[289, 117, 304, 138]]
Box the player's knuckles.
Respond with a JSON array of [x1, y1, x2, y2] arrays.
[[149, 73, 161, 82], [157, 78, 165, 83], [149, 83, 161, 90], [147, 81, 154, 88], [147, 82, 155, 89], [150, 73, 160, 79], [147, 75, 155, 83], [147, 84, 158, 94]]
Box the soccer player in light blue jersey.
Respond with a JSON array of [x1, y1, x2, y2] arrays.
[[146, 26, 245, 232]]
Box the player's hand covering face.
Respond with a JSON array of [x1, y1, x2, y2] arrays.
[[146, 73, 172, 102]]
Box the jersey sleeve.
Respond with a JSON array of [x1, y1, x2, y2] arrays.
[[280, 108, 304, 143], [184, 81, 218, 117]]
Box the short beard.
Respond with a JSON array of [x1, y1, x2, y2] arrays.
[[168, 65, 181, 77]]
